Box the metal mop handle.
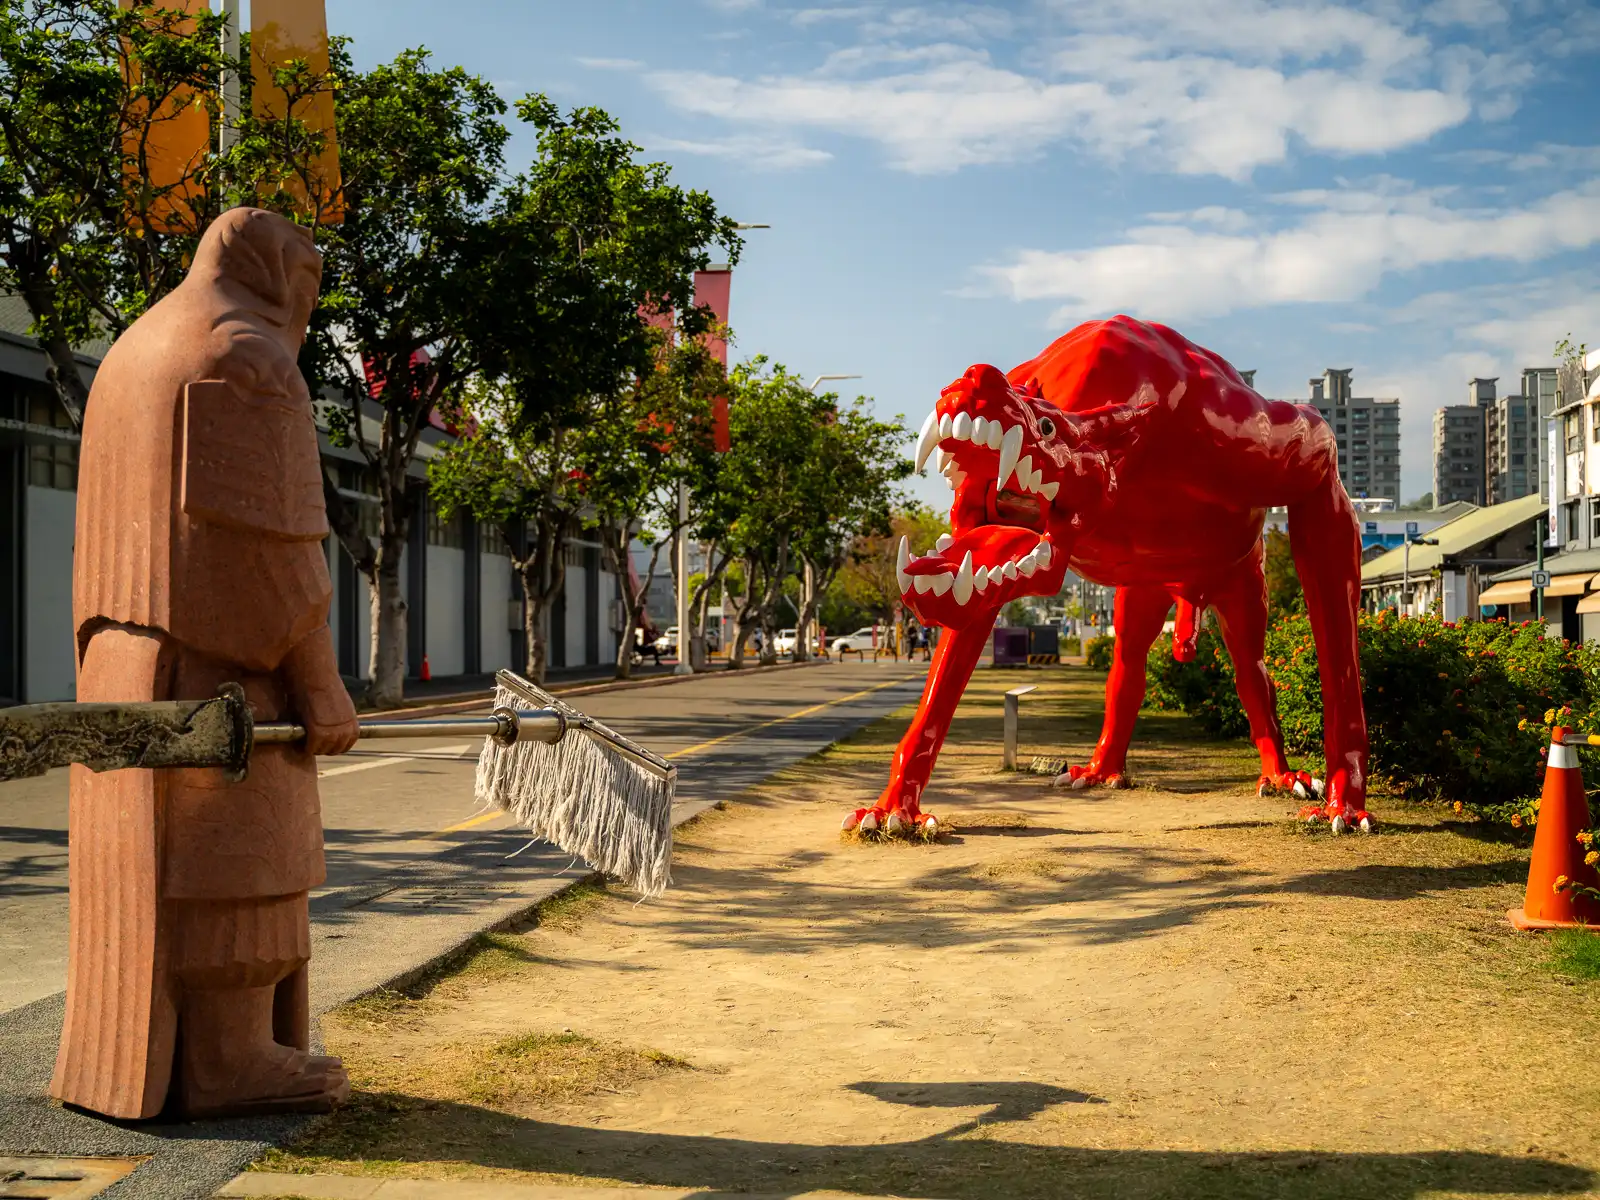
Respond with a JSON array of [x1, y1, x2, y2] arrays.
[[254, 706, 675, 781]]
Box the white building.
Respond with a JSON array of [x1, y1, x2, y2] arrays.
[[0, 313, 623, 704]]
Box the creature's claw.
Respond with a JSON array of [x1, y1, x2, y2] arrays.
[[1055, 763, 1130, 790], [843, 806, 940, 841], [1259, 770, 1317, 799], [1297, 800, 1375, 834]]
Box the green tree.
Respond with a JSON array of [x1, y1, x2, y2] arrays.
[[837, 502, 949, 657], [305, 45, 509, 707], [429, 97, 738, 684], [1264, 527, 1303, 616]]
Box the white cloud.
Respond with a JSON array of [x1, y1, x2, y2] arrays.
[[981, 179, 1600, 323], [642, 0, 1503, 178], [1436, 143, 1600, 172], [647, 133, 834, 170]]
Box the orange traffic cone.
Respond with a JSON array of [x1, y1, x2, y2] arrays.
[[420, 654, 432, 683], [1508, 726, 1600, 931]]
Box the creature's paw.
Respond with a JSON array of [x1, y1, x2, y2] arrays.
[[842, 807, 940, 840], [1258, 771, 1323, 800], [1296, 766, 1371, 833], [1052, 763, 1131, 791]]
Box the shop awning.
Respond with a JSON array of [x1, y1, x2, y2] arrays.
[[1478, 580, 1532, 605], [1546, 573, 1592, 597], [1579, 592, 1600, 615]]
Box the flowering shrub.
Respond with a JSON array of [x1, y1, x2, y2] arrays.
[[1085, 635, 1114, 672], [1144, 611, 1600, 815]]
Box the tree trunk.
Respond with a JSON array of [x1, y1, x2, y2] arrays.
[[366, 542, 407, 709], [509, 511, 569, 687], [756, 536, 789, 667], [688, 542, 729, 672], [601, 521, 663, 683], [725, 559, 759, 669]]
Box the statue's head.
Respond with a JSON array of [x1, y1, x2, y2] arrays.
[[191, 207, 323, 340], [898, 361, 1154, 630]]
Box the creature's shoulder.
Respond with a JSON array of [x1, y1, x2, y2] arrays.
[[1009, 315, 1250, 418]]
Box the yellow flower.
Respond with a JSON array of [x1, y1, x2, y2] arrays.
[[1586, 851, 1599, 867], [1580, 832, 1594, 846], [1511, 814, 1523, 828], [1442, 730, 1452, 738], [1554, 874, 1570, 891], [1546, 708, 1556, 723], [1519, 718, 1528, 730], [1453, 801, 1463, 813]]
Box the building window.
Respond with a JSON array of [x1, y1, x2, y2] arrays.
[[426, 506, 465, 548], [1592, 407, 1600, 443], [26, 395, 79, 490], [1566, 412, 1581, 453], [480, 522, 510, 557], [1591, 498, 1600, 542]]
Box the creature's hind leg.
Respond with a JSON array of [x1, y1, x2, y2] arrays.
[[1288, 476, 1371, 831], [1058, 584, 1169, 790], [1210, 546, 1315, 798]]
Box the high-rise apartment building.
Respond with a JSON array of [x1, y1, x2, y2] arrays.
[[1485, 367, 1558, 505], [1308, 368, 1401, 503], [1432, 377, 1490, 506]]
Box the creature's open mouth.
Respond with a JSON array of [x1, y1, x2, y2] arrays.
[[991, 487, 1044, 531]]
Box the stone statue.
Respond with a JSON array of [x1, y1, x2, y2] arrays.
[[53, 206, 360, 1119]]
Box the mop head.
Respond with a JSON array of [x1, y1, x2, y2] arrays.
[[475, 671, 676, 898]]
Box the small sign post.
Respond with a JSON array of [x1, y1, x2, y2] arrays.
[[1532, 569, 1552, 590]]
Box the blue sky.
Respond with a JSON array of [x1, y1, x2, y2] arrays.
[[324, 0, 1600, 508]]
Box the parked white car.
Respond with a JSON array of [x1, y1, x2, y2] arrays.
[[773, 628, 822, 656], [654, 626, 678, 654], [830, 626, 885, 654]]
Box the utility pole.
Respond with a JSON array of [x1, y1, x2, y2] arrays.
[[219, 0, 240, 153]]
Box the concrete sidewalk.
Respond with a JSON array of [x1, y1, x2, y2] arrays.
[[0, 665, 928, 1200], [218, 1174, 943, 1199]]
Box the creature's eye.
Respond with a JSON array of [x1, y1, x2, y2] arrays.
[[1038, 417, 1056, 437]]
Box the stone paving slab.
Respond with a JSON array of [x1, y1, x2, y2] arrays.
[[216, 1172, 942, 1199]]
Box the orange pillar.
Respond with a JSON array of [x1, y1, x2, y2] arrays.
[[120, 0, 212, 233], [251, 0, 342, 222]]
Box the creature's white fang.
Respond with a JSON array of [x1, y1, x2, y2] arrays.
[[997, 424, 1023, 491], [896, 535, 911, 594], [914, 409, 940, 472], [952, 411, 973, 441], [929, 572, 953, 597], [935, 533, 954, 553], [952, 552, 974, 606]]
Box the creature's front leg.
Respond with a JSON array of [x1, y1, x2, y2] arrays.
[[844, 623, 989, 838]]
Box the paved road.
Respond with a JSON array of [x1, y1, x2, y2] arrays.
[[0, 661, 928, 1199]]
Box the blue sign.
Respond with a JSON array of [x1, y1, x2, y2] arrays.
[[1405, 521, 1419, 536], [1365, 521, 1378, 533]]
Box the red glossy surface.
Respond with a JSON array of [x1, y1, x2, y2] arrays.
[[863, 315, 1370, 830]]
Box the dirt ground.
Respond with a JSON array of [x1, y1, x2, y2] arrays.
[[265, 667, 1600, 1200]]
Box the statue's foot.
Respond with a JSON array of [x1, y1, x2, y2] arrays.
[[1258, 770, 1323, 800], [183, 1042, 350, 1119], [1052, 762, 1130, 790], [842, 806, 940, 840]]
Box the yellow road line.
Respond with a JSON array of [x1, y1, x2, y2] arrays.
[[665, 676, 914, 761], [428, 809, 504, 839]]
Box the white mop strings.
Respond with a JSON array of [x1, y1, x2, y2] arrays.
[[474, 672, 676, 898]]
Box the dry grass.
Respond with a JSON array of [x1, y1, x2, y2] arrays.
[[267, 665, 1600, 1200]]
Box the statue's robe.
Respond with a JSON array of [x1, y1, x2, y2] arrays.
[[53, 209, 334, 1119]]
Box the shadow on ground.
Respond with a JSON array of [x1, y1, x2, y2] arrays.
[[291, 1081, 1596, 1200]]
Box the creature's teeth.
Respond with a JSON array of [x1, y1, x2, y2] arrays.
[[1032, 467, 1045, 492], [896, 535, 911, 594], [1001, 559, 1019, 581], [936, 447, 952, 473], [913, 409, 940, 472], [952, 552, 974, 606], [929, 572, 953, 597], [974, 566, 990, 593], [985, 421, 1003, 450], [913, 573, 934, 594], [935, 533, 954, 553], [938, 412, 954, 439], [971, 415, 989, 445], [1017, 552, 1038, 578], [952, 411, 973, 441], [997, 424, 1023, 489], [1036, 540, 1053, 568], [1013, 454, 1034, 491], [1039, 481, 1059, 502]]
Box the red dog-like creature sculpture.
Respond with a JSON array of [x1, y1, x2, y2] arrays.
[[844, 316, 1371, 838]]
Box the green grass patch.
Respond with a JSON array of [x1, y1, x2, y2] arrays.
[[1549, 928, 1600, 979]]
